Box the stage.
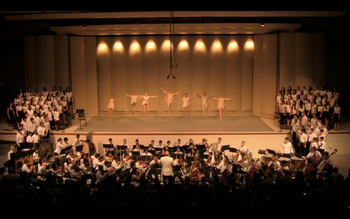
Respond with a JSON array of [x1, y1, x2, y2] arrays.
[[72, 113, 274, 134], [1, 112, 350, 178]]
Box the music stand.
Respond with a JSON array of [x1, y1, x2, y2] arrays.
[[228, 147, 237, 153], [117, 145, 128, 159], [76, 144, 83, 152], [132, 151, 140, 157], [139, 155, 151, 161], [201, 154, 209, 159], [186, 156, 195, 164], [221, 145, 230, 152], [61, 145, 73, 155], [196, 144, 206, 150], [174, 153, 184, 160]]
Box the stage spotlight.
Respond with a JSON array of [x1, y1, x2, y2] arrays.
[[261, 22, 265, 27]]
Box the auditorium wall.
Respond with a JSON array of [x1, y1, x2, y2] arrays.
[[21, 33, 326, 119]]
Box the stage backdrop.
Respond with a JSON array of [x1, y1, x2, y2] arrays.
[[23, 33, 326, 119]]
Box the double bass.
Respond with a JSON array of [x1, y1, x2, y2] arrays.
[[317, 149, 337, 178]]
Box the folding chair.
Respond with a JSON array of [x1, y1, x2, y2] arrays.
[[76, 109, 87, 129]]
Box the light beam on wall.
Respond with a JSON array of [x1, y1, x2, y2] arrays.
[[227, 39, 239, 53], [145, 39, 157, 53], [211, 39, 223, 53], [129, 40, 141, 55], [178, 39, 189, 51], [97, 41, 110, 55], [113, 40, 124, 53], [244, 39, 254, 50], [161, 39, 171, 52], [194, 39, 206, 52]]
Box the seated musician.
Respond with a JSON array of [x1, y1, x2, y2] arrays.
[[316, 151, 334, 178], [267, 154, 281, 173], [231, 150, 243, 165], [147, 155, 161, 180], [92, 153, 105, 170], [133, 142, 143, 154], [173, 146, 184, 157], [306, 146, 322, 169], [173, 156, 186, 182], [141, 147, 153, 158], [244, 158, 261, 184], [238, 140, 249, 158], [132, 157, 149, 181], [165, 140, 174, 152]]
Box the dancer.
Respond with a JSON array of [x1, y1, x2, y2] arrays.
[[197, 91, 215, 118], [140, 92, 158, 115], [125, 91, 142, 116], [182, 92, 196, 116], [160, 88, 181, 118], [213, 94, 233, 120], [103, 94, 122, 117]]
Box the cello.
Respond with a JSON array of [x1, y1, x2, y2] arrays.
[[317, 149, 337, 178]]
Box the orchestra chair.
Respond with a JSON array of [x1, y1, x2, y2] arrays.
[[76, 109, 87, 130]]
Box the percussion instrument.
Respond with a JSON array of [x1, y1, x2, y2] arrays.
[[82, 141, 96, 155], [38, 142, 54, 159]]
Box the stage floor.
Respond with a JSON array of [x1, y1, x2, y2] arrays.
[[73, 114, 274, 133]]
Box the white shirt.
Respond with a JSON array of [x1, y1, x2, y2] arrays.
[[280, 141, 293, 154], [159, 155, 175, 176], [54, 141, 65, 154]]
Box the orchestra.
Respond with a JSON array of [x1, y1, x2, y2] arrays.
[[10, 136, 338, 189]]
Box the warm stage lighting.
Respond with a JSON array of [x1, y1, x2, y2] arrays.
[[113, 40, 124, 53], [244, 39, 254, 50], [211, 39, 223, 53], [227, 39, 239, 52], [129, 40, 141, 55], [97, 41, 110, 55], [194, 39, 206, 52], [145, 39, 157, 53]]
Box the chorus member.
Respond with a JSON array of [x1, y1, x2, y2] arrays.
[[285, 100, 292, 126], [125, 91, 142, 116], [32, 130, 40, 149], [298, 129, 308, 156], [16, 128, 26, 150], [180, 92, 195, 117], [103, 94, 122, 117], [197, 91, 215, 118], [7, 102, 16, 131], [318, 136, 327, 155], [26, 131, 34, 149], [53, 107, 60, 131], [37, 121, 48, 141], [159, 150, 176, 183], [140, 92, 158, 115], [160, 88, 181, 118], [331, 101, 341, 131], [27, 117, 36, 134], [212, 94, 233, 120]]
